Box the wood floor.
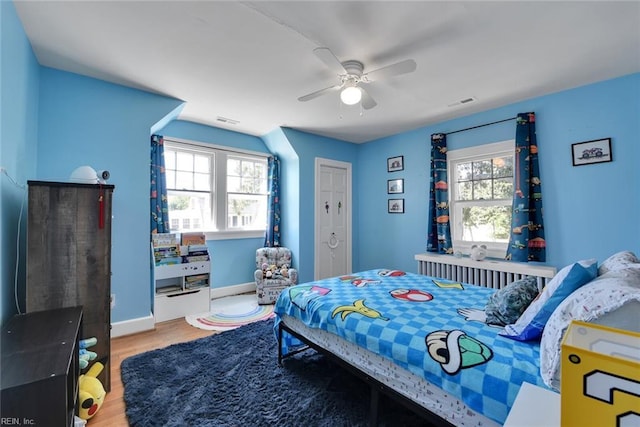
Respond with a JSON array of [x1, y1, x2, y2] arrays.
[[88, 318, 218, 427]]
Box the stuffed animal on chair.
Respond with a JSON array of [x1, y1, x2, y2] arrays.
[[78, 359, 107, 420]]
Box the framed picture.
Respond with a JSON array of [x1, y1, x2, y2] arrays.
[[388, 198, 404, 214], [571, 138, 612, 166], [387, 155, 404, 172], [387, 179, 404, 194]]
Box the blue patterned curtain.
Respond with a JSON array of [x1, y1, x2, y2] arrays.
[[427, 133, 453, 253], [150, 134, 169, 234], [264, 156, 281, 247], [506, 113, 546, 262]]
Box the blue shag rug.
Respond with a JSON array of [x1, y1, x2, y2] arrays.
[[121, 319, 432, 426]]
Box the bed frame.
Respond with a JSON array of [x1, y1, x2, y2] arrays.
[[277, 320, 455, 427], [277, 257, 557, 426]]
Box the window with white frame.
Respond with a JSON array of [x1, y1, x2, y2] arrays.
[[447, 140, 514, 258], [163, 139, 268, 237]]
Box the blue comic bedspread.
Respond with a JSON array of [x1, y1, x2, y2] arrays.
[[274, 269, 547, 424]]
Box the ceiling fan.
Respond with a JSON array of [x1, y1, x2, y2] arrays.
[[298, 47, 417, 110]]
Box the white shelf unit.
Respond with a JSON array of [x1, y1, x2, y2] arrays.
[[153, 259, 211, 323]]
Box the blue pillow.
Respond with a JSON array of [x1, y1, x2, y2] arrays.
[[501, 259, 597, 341]]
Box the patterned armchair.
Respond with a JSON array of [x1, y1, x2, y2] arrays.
[[255, 247, 298, 304]]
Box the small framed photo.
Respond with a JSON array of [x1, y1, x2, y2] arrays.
[[388, 198, 404, 214], [387, 155, 404, 172], [571, 138, 612, 166], [387, 179, 404, 194]]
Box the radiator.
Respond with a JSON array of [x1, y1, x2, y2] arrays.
[[415, 253, 556, 291]]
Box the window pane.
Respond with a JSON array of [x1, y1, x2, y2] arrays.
[[456, 162, 472, 181], [176, 152, 193, 171], [240, 177, 260, 193], [494, 178, 513, 199], [227, 157, 267, 195], [460, 205, 511, 242], [474, 180, 492, 200], [194, 172, 210, 191], [227, 193, 267, 229], [167, 191, 212, 231], [255, 163, 267, 180], [176, 171, 193, 190], [457, 181, 473, 201], [473, 160, 492, 180], [164, 150, 175, 169], [165, 170, 176, 189], [493, 156, 513, 178], [228, 158, 241, 176], [194, 155, 210, 173], [227, 176, 241, 193], [258, 176, 267, 193]]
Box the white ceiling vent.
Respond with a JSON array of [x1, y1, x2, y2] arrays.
[[216, 116, 239, 125], [447, 97, 477, 107]]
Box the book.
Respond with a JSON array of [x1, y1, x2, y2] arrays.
[[186, 274, 208, 282], [152, 233, 177, 247], [181, 232, 205, 246], [156, 285, 183, 294], [182, 254, 210, 263], [156, 256, 182, 266]]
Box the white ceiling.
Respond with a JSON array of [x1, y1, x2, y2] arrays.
[[14, 1, 640, 143]]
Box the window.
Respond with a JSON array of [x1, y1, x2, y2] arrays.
[[226, 156, 268, 231], [448, 140, 514, 258], [164, 139, 268, 238]]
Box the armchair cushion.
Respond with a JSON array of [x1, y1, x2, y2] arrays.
[[255, 247, 297, 304]]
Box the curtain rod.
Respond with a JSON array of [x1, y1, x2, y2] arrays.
[[444, 116, 517, 136]]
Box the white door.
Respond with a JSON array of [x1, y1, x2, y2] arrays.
[[315, 158, 352, 280]]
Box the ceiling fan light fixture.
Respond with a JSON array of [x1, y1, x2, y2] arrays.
[[340, 86, 362, 105]]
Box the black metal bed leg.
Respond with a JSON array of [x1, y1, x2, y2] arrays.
[[369, 386, 380, 427]]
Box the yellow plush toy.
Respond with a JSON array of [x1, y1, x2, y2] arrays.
[[78, 360, 107, 420]]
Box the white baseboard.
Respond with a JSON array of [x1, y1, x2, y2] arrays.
[[111, 283, 256, 338], [111, 313, 155, 338], [210, 282, 255, 299]]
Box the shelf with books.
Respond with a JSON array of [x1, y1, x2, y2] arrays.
[[152, 233, 211, 323]]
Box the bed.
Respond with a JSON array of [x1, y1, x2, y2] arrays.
[[274, 268, 544, 426], [273, 252, 640, 426]]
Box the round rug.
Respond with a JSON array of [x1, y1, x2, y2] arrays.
[[185, 294, 275, 331]]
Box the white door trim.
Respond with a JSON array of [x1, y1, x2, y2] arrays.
[[314, 157, 352, 280]]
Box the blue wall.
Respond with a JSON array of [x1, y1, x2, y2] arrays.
[[0, 1, 39, 325], [2, 2, 638, 327], [278, 128, 359, 284], [36, 68, 184, 323], [357, 73, 640, 272], [262, 128, 301, 272]]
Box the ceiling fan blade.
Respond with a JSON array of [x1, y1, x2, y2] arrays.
[[360, 87, 377, 110], [298, 84, 341, 102], [313, 47, 347, 75], [364, 59, 417, 82]]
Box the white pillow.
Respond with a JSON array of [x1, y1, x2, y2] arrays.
[[598, 251, 640, 275], [539, 267, 640, 391]]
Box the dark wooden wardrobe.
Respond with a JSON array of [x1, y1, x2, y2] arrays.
[[26, 181, 114, 390]]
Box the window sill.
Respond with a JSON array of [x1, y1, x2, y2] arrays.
[[204, 230, 265, 241], [453, 243, 507, 260]]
